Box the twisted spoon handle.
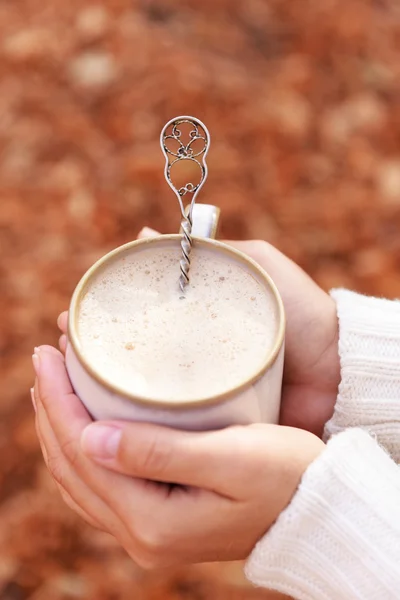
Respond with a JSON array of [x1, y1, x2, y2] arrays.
[[160, 116, 210, 293], [179, 209, 193, 292]]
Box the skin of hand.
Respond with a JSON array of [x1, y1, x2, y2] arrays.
[[33, 229, 339, 566], [32, 345, 325, 568], [58, 228, 340, 437]]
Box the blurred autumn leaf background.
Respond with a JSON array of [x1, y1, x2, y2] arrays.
[[1, 0, 400, 598]]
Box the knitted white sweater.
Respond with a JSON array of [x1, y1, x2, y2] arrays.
[[245, 289, 400, 599]]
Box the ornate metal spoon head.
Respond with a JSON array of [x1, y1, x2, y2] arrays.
[[160, 116, 210, 293]]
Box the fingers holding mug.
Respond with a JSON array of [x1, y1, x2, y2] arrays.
[[57, 311, 68, 335], [33, 377, 115, 532]]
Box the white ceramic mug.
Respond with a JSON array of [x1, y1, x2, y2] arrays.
[[65, 205, 285, 430]]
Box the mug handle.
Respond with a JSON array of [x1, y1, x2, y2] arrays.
[[181, 204, 220, 240]]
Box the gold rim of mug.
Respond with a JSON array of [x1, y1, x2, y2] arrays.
[[68, 235, 286, 410]]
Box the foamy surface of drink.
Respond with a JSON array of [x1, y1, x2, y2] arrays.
[[77, 243, 279, 402]]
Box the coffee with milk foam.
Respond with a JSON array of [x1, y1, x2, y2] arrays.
[[77, 244, 279, 402]]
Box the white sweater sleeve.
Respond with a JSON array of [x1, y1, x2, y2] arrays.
[[324, 289, 400, 462], [245, 429, 400, 599], [245, 290, 400, 598]]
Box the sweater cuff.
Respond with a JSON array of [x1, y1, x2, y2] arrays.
[[245, 429, 400, 600], [324, 289, 400, 462]]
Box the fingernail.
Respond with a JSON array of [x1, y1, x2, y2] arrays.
[[81, 425, 122, 459], [138, 227, 159, 239], [32, 352, 40, 376], [30, 387, 36, 413]]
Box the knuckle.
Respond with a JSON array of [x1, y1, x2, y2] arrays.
[[59, 436, 80, 467], [46, 453, 66, 487], [234, 239, 270, 266], [125, 433, 172, 477], [251, 239, 272, 261], [135, 521, 169, 562], [124, 516, 177, 569], [142, 437, 169, 473]]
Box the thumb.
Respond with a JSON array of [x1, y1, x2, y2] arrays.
[[80, 422, 248, 495]]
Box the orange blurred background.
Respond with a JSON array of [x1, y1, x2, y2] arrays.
[[1, 0, 400, 598]]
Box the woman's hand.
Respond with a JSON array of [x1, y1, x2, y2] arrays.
[[227, 238, 340, 437], [58, 228, 340, 437], [32, 345, 324, 568]]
